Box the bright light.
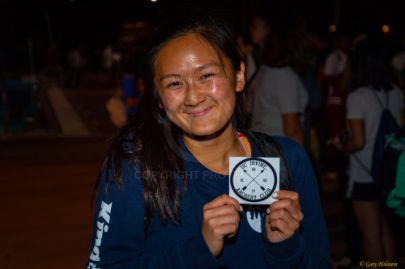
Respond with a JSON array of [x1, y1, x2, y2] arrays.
[[329, 24, 336, 33], [151, 0, 158, 2], [382, 24, 390, 34]]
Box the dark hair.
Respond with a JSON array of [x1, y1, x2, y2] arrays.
[[262, 17, 307, 72], [103, 15, 242, 224], [350, 36, 394, 92]]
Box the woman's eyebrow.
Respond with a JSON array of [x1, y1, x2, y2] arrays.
[[160, 74, 181, 82], [160, 63, 221, 82], [195, 63, 221, 72]]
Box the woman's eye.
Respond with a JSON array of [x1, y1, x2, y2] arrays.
[[201, 73, 214, 80], [166, 81, 182, 88]]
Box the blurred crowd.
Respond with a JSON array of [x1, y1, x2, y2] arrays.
[[237, 14, 405, 268]]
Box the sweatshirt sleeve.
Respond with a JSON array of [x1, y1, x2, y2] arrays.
[[261, 137, 333, 268], [85, 160, 224, 269]]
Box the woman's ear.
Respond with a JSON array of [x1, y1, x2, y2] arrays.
[[235, 62, 246, 93]]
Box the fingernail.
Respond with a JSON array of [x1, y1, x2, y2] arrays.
[[271, 192, 278, 199], [266, 207, 270, 214], [239, 205, 243, 212]]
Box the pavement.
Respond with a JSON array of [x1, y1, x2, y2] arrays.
[[1, 70, 404, 268], [0, 71, 116, 269], [0, 138, 107, 269]]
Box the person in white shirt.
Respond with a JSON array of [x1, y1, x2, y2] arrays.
[[333, 36, 403, 263], [246, 18, 308, 145]]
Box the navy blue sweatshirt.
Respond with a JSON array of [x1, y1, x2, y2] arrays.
[[86, 136, 332, 268]]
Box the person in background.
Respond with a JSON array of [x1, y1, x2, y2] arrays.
[[102, 43, 115, 71], [118, 57, 145, 118], [66, 43, 86, 88], [301, 31, 329, 174], [321, 32, 350, 148], [246, 17, 308, 145], [86, 15, 331, 269], [237, 15, 270, 81], [391, 31, 405, 90], [323, 33, 348, 80], [120, 69, 144, 119], [105, 58, 145, 128], [333, 36, 403, 263]]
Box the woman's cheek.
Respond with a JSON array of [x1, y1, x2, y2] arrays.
[[210, 80, 231, 99], [160, 90, 183, 112], [212, 84, 236, 110]]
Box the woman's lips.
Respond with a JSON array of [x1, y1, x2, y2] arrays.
[[187, 106, 212, 117]]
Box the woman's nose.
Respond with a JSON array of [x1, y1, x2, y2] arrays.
[[184, 80, 206, 106]]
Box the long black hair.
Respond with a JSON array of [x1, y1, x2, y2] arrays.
[[103, 15, 243, 224], [262, 16, 307, 74], [350, 36, 395, 92]]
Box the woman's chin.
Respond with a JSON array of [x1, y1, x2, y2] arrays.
[[183, 121, 231, 140], [184, 128, 216, 138]]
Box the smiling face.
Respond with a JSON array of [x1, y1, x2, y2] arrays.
[[154, 34, 245, 137]]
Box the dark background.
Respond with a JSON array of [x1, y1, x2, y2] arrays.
[[2, 0, 405, 76], [1, 0, 405, 47]]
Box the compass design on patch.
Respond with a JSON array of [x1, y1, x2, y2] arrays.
[[230, 157, 277, 204]]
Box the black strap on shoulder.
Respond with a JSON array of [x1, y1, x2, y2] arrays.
[[371, 89, 387, 109], [241, 130, 295, 191]]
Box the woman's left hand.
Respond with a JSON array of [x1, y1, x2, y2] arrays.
[[264, 190, 304, 243]]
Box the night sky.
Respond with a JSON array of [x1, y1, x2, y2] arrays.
[[1, 0, 405, 51]]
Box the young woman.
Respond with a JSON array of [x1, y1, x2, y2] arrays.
[[86, 16, 331, 269]]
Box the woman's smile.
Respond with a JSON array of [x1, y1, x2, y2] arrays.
[[185, 106, 213, 117]]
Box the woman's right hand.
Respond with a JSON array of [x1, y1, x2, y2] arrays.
[[201, 194, 241, 257]]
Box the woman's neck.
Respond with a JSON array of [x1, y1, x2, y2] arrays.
[[183, 125, 247, 175]]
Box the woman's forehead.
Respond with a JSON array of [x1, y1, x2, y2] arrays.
[[154, 34, 222, 69]]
